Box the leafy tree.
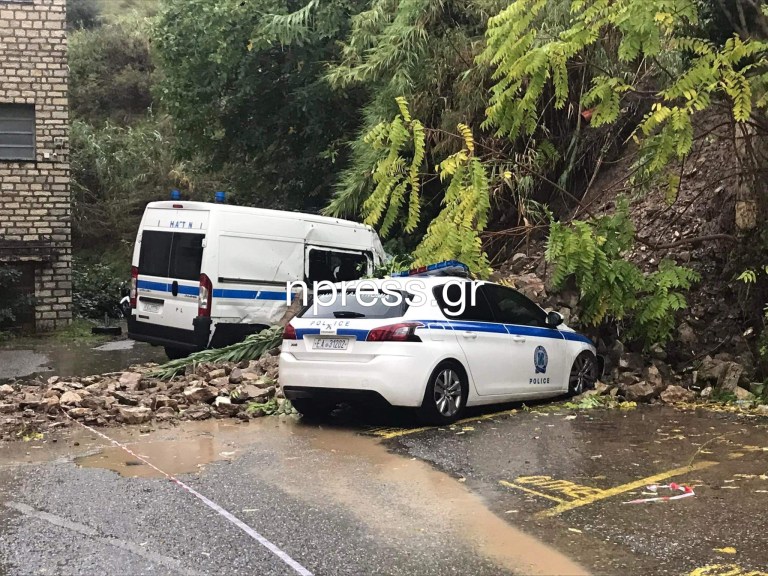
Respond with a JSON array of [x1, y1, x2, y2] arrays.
[[153, 0, 367, 210], [66, 0, 102, 30], [69, 18, 154, 125]]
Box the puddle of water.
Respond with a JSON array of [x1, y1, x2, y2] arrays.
[[279, 426, 590, 576], [0, 337, 166, 381], [8, 418, 588, 575], [74, 421, 264, 478]]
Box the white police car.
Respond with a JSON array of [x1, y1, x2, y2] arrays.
[[279, 262, 600, 423]]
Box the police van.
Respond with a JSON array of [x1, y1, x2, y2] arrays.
[[127, 201, 386, 359]]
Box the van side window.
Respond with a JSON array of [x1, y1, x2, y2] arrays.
[[306, 249, 369, 283]]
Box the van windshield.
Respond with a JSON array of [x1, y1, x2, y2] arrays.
[[139, 231, 204, 281]]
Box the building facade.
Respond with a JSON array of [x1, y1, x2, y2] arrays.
[[0, 0, 71, 331]]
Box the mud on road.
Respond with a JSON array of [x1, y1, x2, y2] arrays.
[[1, 405, 767, 576]]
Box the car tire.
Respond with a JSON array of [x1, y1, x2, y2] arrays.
[[291, 398, 335, 419], [568, 351, 598, 396], [164, 347, 189, 361], [418, 361, 469, 425]]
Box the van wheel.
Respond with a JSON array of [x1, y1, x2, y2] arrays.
[[418, 361, 468, 425], [164, 347, 189, 361], [291, 398, 334, 419]]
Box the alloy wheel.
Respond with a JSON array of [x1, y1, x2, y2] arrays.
[[433, 368, 463, 417]]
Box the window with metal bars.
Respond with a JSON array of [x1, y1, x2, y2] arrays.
[[0, 104, 35, 161]]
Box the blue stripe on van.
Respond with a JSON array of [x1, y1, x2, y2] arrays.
[[211, 289, 287, 301], [137, 280, 200, 296]]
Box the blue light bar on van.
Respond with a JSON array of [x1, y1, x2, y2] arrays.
[[215, 191, 226, 203], [391, 260, 470, 278], [170, 188, 181, 200]]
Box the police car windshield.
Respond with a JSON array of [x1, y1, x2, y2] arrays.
[[300, 290, 409, 320]]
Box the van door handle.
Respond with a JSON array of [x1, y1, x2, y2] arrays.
[[511, 335, 526, 343], [171, 280, 179, 297], [462, 331, 478, 340]]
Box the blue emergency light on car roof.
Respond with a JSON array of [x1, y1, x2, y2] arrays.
[[391, 260, 470, 278]]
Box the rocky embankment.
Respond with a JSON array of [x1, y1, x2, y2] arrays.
[[0, 348, 292, 441]]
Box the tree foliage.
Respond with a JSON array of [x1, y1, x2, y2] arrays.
[[69, 18, 154, 125], [546, 201, 700, 344], [153, 0, 367, 210]]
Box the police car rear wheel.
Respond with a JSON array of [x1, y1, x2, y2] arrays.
[[419, 361, 468, 425], [569, 352, 598, 396]]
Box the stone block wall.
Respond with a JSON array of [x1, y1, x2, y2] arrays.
[[0, 0, 71, 330]]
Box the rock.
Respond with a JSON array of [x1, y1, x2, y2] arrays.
[[749, 382, 765, 397], [228, 368, 243, 385], [622, 381, 657, 402], [117, 406, 153, 425], [717, 362, 744, 392], [697, 356, 727, 383], [643, 365, 664, 389], [66, 407, 93, 419], [207, 368, 227, 380], [214, 397, 240, 416], [81, 395, 107, 410], [700, 386, 714, 399], [214, 396, 231, 407], [649, 344, 667, 361], [209, 376, 230, 389], [59, 391, 82, 406], [619, 353, 644, 373], [111, 390, 139, 406], [119, 372, 144, 392], [19, 394, 42, 410], [660, 385, 695, 404], [184, 405, 211, 420], [152, 395, 178, 410], [0, 384, 14, 398], [155, 407, 178, 421], [183, 386, 218, 404], [678, 322, 698, 349], [755, 405, 768, 416], [43, 396, 60, 413], [733, 387, 755, 401], [594, 381, 611, 395], [47, 376, 60, 385], [0, 403, 17, 414]]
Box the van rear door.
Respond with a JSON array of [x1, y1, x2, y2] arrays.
[[136, 230, 205, 333]]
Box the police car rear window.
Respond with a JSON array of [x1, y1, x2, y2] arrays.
[[299, 290, 409, 319]]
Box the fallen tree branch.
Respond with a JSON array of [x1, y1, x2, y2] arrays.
[[635, 234, 738, 251]]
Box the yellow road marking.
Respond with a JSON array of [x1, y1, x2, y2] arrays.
[[536, 460, 718, 517], [372, 408, 518, 439], [499, 480, 566, 503], [689, 565, 768, 576]]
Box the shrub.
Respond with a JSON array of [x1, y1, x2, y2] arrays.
[[72, 261, 125, 319]]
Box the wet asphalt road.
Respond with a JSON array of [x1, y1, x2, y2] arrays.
[[1, 405, 767, 576]]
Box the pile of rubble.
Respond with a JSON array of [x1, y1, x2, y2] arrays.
[[0, 348, 294, 441]]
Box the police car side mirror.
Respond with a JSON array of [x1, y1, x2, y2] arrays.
[[545, 311, 563, 328]]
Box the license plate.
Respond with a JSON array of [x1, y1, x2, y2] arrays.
[[312, 337, 349, 350], [143, 302, 161, 313]]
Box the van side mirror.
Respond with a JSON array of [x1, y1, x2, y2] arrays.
[[545, 311, 563, 327]]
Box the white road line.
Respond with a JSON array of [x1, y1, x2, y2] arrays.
[[62, 411, 314, 576]]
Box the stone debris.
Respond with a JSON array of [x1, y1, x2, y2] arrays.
[[0, 348, 293, 441]]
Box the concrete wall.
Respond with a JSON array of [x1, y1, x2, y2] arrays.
[[0, 0, 71, 330]]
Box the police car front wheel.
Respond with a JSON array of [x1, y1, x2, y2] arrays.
[[419, 361, 468, 425], [569, 352, 598, 396]]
